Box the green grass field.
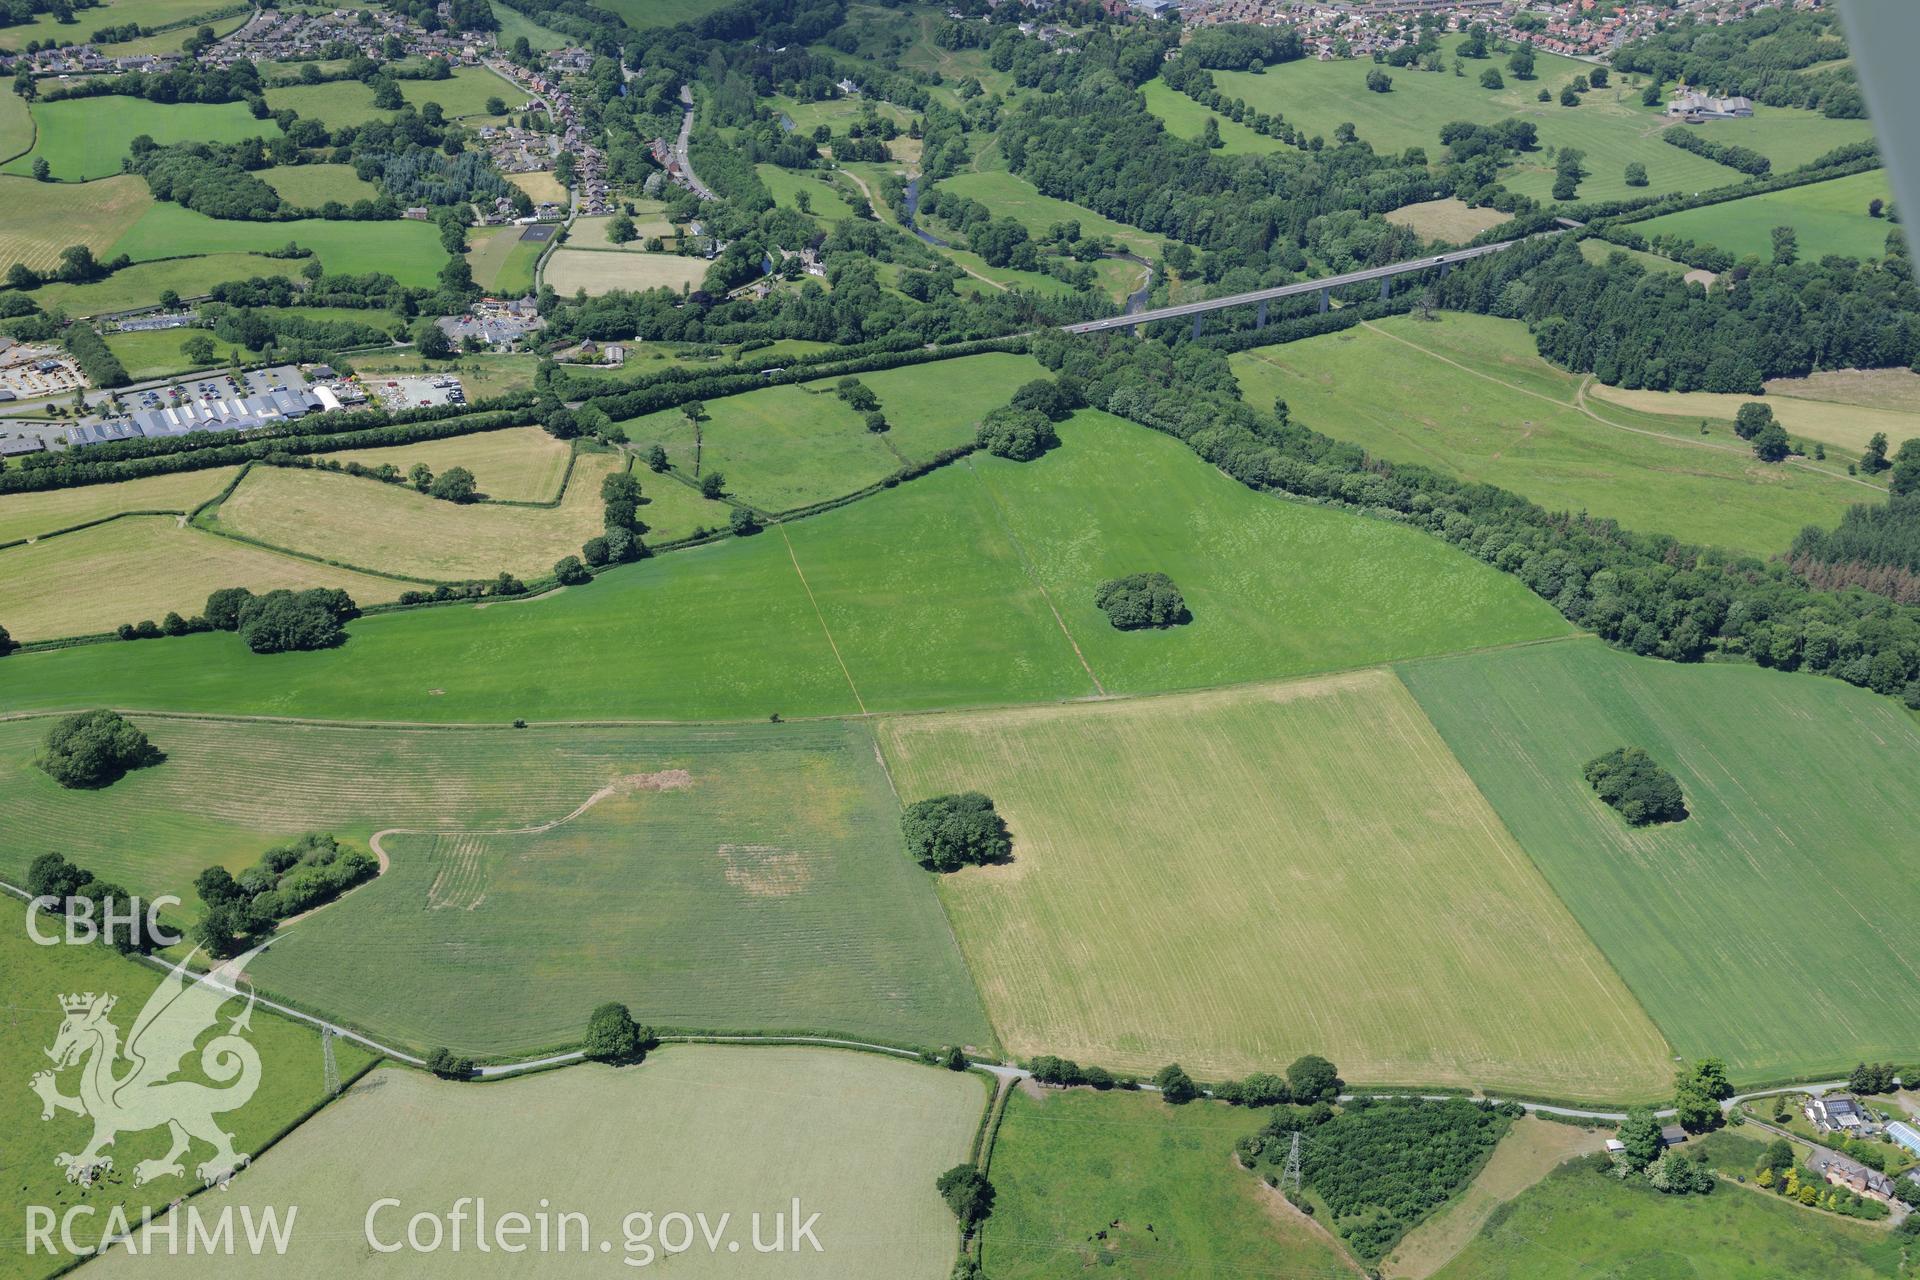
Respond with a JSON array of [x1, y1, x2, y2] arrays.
[[464, 224, 542, 295], [109, 203, 448, 286], [0, 465, 239, 545], [1185, 37, 1866, 204], [103, 325, 244, 379], [1, 98, 277, 181], [983, 1088, 1353, 1279], [1140, 78, 1273, 155], [0, 897, 376, 1280], [0, 86, 31, 160], [0, 0, 236, 61], [1228, 312, 1872, 555], [0, 411, 1563, 721], [1635, 169, 1899, 262], [31, 253, 305, 316], [83, 1048, 985, 1280], [0, 173, 153, 273], [0, 516, 405, 641], [758, 162, 859, 224], [263, 66, 522, 127], [543, 248, 713, 296], [617, 351, 1046, 512], [209, 452, 620, 580], [256, 161, 380, 207], [238, 718, 992, 1054], [934, 170, 1167, 259], [1588, 377, 1920, 455], [491, 0, 572, 50], [878, 668, 1673, 1097], [1401, 639, 1920, 1082], [590, 0, 737, 28], [1431, 1156, 1902, 1280]]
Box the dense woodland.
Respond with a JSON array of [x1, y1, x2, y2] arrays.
[[1612, 8, 1866, 118]]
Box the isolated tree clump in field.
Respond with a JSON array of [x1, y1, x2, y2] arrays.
[[427, 465, 479, 503], [975, 406, 1058, 461], [0, 622, 12, 656], [583, 1001, 653, 1063], [1095, 572, 1189, 630], [235, 587, 357, 653], [37, 709, 162, 789], [935, 1164, 995, 1231], [1583, 747, 1687, 826], [901, 792, 1013, 871]]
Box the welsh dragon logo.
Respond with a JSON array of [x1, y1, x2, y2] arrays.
[[31, 946, 267, 1189]]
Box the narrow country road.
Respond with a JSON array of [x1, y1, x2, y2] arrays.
[[675, 84, 716, 201]]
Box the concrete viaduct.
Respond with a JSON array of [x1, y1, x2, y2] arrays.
[[1060, 236, 1536, 338]]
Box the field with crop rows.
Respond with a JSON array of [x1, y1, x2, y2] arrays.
[[238, 718, 992, 1053], [84, 1048, 985, 1280], [0, 174, 153, 273], [1229, 313, 1873, 555], [1402, 638, 1920, 1081], [878, 668, 1674, 1096], [210, 452, 621, 580]]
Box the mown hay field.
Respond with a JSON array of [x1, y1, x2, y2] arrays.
[[0, 897, 376, 1280], [542, 247, 712, 296], [1430, 1156, 1902, 1280], [210, 452, 622, 580], [630, 351, 1045, 512], [878, 668, 1675, 1098], [1588, 379, 1920, 454], [1383, 197, 1511, 244], [86, 1048, 985, 1280], [314, 427, 573, 504], [568, 206, 679, 248], [984, 1087, 1352, 1280], [1635, 168, 1896, 263], [1229, 313, 1873, 555], [0, 174, 153, 273], [0, 410, 1567, 720], [1, 98, 277, 181], [464, 223, 542, 295], [0, 466, 239, 545], [1401, 638, 1920, 1081], [240, 718, 993, 1054], [110, 203, 448, 285], [0, 516, 404, 640], [257, 161, 380, 207]]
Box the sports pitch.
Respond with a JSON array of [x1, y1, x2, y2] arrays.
[[877, 668, 1674, 1098], [84, 1048, 987, 1280], [1402, 637, 1920, 1081]]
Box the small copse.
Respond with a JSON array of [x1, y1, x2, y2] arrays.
[[1094, 572, 1189, 630], [1583, 747, 1688, 826], [901, 792, 1013, 872], [37, 709, 161, 790]]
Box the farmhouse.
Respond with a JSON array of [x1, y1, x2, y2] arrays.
[[1805, 1147, 1897, 1204], [1805, 1093, 1871, 1135], [1667, 91, 1755, 120]]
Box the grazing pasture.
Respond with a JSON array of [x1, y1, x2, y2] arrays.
[[1229, 313, 1871, 554], [263, 66, 521, 127], [1430, 1158, 1901, 1280], [313, 427, 573, 503], [243, 719, 993, 1053], [0, 411, 1567, 721], [975, 412, 1568, 693], [30, 253, 305, 317], [877, 668, 1674, 1097], [104, 325, 241, 379], [934, 170, 1166, 259], [0, 465, 239, 545], [615, 351, 1045, 511], [209, 452, 622, 580], [1, 98, 277, 181], [492, 1, 572, 50], [758, 163, 859, 223], [1633, 169, 1898, 262], [1401, 638, 1920, 1081], [110, 203, 449, 285], [0, 174, 153, 273], [0, 897, 376, 1280], [590, 0, 739, 27], [983, 1088, 1351, 1280], [568, 206, 679, 248], [0, 0, 230, 50], [0, 87, 30, 160], [0, 517, 403, 641], [85, 1049, 985, 1280], [257, 162, 380, 207], [1139, 78, 1271, 154], [541, 247, 710, 296]]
